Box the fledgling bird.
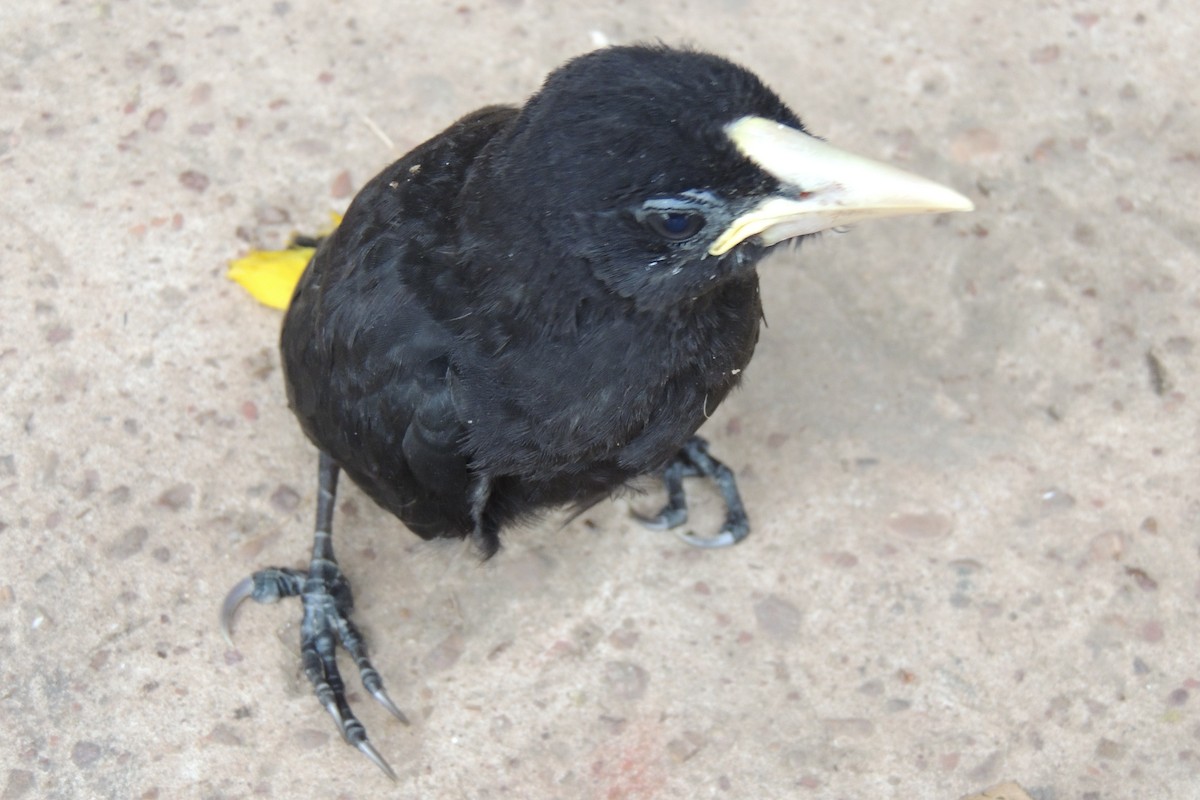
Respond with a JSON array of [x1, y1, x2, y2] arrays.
[[223, 44, 972, 777]]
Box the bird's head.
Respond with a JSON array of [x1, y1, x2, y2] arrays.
[[467, 45, 972, 311]]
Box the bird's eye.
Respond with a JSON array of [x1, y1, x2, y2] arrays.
[[645, 211, 706, 242]]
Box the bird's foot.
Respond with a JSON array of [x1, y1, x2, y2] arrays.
[[222, 563, 408, 779], [635, 436, 750, 548]]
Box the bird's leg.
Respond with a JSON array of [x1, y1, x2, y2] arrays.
[[635, 436, 750, 548], [221, 452, 407, 779], [467, 476, 501, 559]]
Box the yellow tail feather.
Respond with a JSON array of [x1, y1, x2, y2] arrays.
[[227, 213, 342, 310]]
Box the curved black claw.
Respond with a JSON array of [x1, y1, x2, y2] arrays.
[[220, 576, 256, 646], [632, 506, 688, 531], [356, 737, 397, 781], [220, 568, 307, 644], [638, 436, 751, 549], [672, 516, 749, 549]]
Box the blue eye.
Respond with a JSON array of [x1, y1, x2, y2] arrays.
[[662, 214, 692, 234], [647, 211, 705, 241]]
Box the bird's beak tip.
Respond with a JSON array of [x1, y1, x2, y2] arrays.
[[933, 185, 975, 214]]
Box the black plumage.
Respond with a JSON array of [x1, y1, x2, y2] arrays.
[[224, 44, 971, 777], [285, 49, 793, 553]]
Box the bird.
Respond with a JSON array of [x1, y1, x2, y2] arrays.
[[222, 44, 972, 778]]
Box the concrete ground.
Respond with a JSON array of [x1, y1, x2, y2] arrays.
[[2, 1, 1198, 798]]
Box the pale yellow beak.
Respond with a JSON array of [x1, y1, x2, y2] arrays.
[[710, 116, 974, 256]]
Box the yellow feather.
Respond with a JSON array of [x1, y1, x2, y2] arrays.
[[227, 213, 343, 310], [228, 247, 314, 310]]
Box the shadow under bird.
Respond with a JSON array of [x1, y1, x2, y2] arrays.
[[222, 44, 973, 777]]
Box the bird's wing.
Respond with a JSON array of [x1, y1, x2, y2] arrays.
[[282, 106, 520, 539]]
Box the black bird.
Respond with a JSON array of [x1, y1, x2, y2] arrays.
[[223, 44, 972, 777]]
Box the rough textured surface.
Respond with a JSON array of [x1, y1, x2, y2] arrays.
[[2, 2, 1198, 798]]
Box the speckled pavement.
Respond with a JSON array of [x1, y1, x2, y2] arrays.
[[2, 2, 1198, 798]]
